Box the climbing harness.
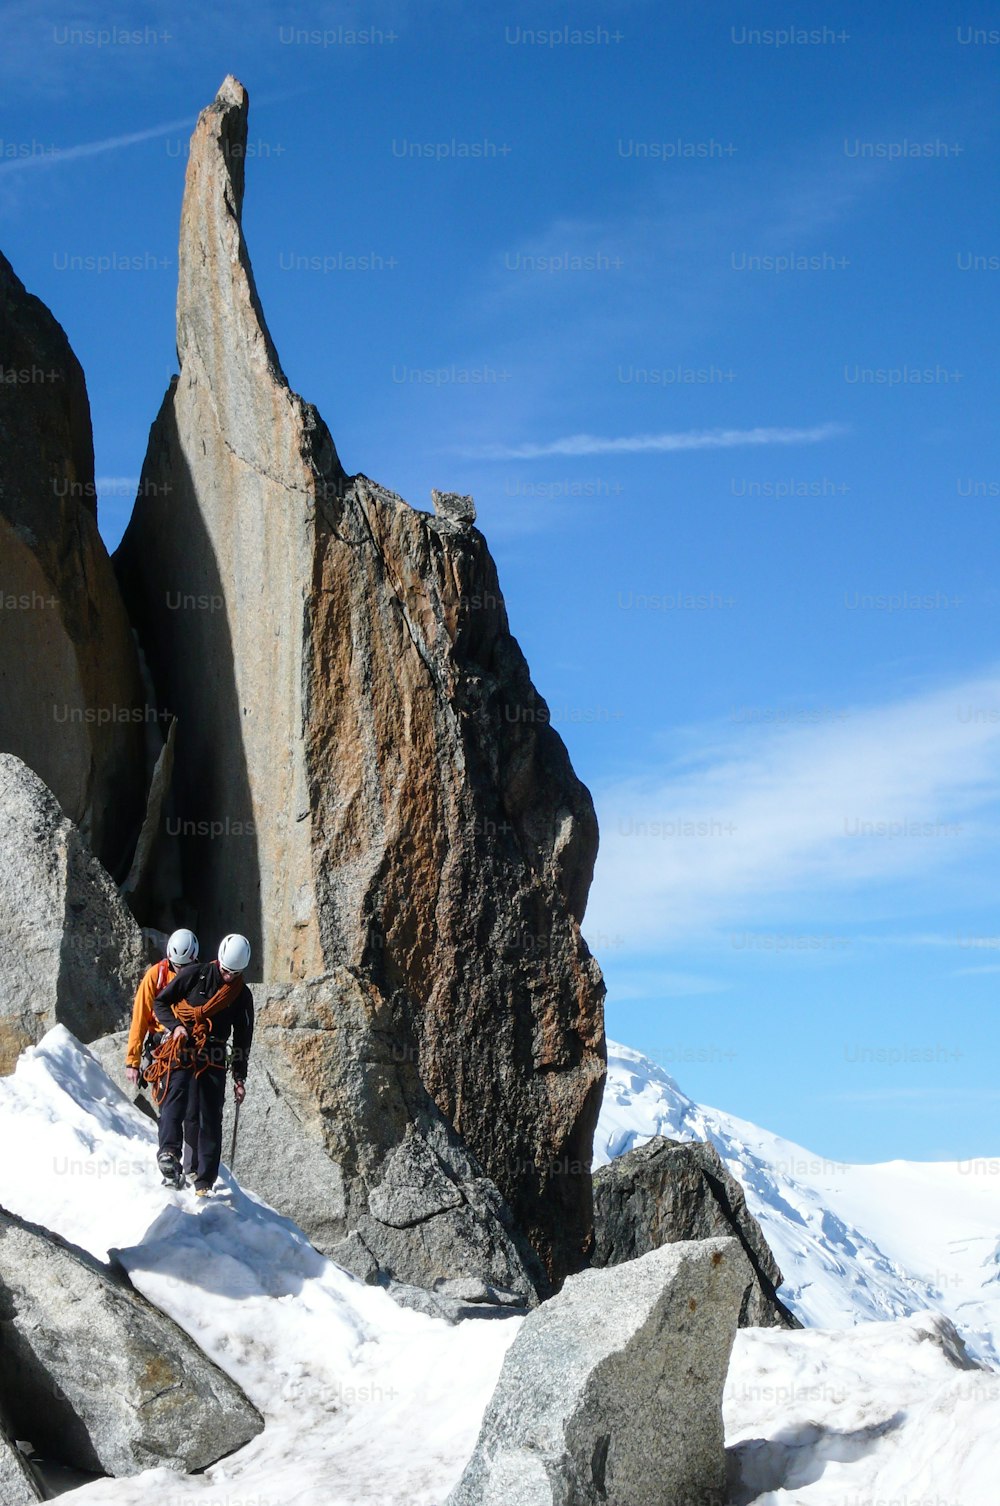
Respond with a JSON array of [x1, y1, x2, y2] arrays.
[[145, 975, 244, 1107]]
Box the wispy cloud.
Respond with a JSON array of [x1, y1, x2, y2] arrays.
[[0, 117, 193, 177], [95, 475, 141, 491], [587, 672, 1000, 947], [460, 422, 846, 461], [607, 969, 730, 1002], [849, 931, 1000, 952], [820, 1088, 1000, 1105]]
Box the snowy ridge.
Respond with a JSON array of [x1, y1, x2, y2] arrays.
[[0, 1027, 998, 1505], [598, 1039, 1000, 1365], [0, 1027, 517, 1505]]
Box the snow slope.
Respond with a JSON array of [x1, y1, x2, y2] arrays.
[[598, 1039, 1000, 1365], [0, 1027, 518, 1506], [723, 1313, 1000, 1506], [1, 1027, 998, 1506]]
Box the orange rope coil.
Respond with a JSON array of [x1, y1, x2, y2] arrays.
[[146, 976, 243, 1107]]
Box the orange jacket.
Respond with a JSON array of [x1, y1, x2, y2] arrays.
[[125, 959, 176, 1068]]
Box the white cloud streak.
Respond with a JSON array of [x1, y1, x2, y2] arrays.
[[460, 422, 846, 461], [607, 970, 730, 1001], [0, 117, 193, 177], [820, 1088, 1000, 1104], [586, 672, 1000, 948]]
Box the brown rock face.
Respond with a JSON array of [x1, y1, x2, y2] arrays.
[[308, 479, 607, 1280], [0, 254, 148, 877], [115, 76, 605, 1284]]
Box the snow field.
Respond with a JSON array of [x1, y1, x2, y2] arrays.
[[0, 1029, 517, 1505], [0, 1029, 997, 1503]]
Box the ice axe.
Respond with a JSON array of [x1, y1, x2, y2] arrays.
[[229, 1094, 241, 1172]]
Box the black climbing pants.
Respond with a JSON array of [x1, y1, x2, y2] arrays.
[[182, 1073, 200, 1174], [158, 1065, 227, 1189]]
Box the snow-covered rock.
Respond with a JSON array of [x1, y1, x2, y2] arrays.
[[0, 1027, 521, 1503], [725, 1310, 999, 1505]]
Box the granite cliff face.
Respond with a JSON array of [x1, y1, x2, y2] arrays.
[[115, 77, 605, 1283], [0, 253, 147, 879], [116, 77, 329, 971]]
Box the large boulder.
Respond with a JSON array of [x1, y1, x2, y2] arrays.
[[592, 1137, 800, 1328], [0, 755, 144, 1072], [251, 976, 548, 1308], [114, 75, 605, 1285], [0, 1205, 263, 1477], [0, 252, 148, 880], [446, 1237, 751, 1506], [91, 967, 548, 1312]]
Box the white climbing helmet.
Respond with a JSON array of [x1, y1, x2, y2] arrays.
[[166, 928, 200, 968], [218, 933, 251, 974]]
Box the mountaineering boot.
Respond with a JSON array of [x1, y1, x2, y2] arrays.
[[157, 1149, 184, 1188], [195, 1185, 212, 1198]]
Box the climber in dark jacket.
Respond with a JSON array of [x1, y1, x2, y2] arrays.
[[150, 933, 254, 1195]]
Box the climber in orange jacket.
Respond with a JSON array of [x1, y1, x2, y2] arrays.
[[125, 929, 201, 1174], [151, 932, 253, 1195], [124, 929, 201, 1085]]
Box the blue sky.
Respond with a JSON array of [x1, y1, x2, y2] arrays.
[[3, 0, 999, 1162]]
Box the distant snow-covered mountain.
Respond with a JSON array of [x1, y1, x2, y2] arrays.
[[597, 1040, 1000, 1366]]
